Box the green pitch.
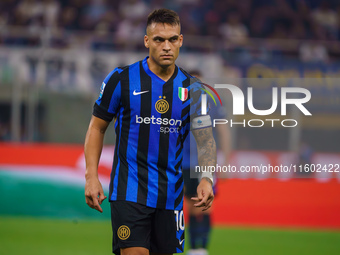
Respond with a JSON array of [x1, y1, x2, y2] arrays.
[[0, 216, 339, 255]]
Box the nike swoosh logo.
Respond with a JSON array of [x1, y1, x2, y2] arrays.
[[133, 90, 149, 96], [179, 239, 184, 245]]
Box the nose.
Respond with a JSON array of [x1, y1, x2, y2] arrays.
[[163, 40, 171, 52]]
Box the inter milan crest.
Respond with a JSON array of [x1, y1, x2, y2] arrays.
[[117, 225, 130, 240], [178, 87, 188, 101], [155, 96, 169, 114]]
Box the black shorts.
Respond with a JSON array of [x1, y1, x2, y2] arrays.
[[183, 169, 199, 198], [110, 201, 185, 254]]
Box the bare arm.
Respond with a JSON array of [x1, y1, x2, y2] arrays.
[[191, 126, 216, 211], [84, 115, 110, 213]]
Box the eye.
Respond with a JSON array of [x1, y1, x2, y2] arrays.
[[170, 37, 178, 42]]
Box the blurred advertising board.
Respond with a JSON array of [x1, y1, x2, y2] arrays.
[[0, 143, 339, 228]]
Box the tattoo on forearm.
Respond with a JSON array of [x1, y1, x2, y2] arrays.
[[192, 127, 217, 168]]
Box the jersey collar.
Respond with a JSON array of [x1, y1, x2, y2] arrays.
[[142, 56, 178, 85]]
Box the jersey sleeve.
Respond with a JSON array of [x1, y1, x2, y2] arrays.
[[189, 79, 212, 130], [93, 68, 122, 122], [209, 98, 227, 120]]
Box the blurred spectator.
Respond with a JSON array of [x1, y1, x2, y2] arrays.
[[249, 10, 269, 38], [203, 9, 221, 37], [219, 12, 248, 44], [237, 0, 252, 24], [0, 13, 8, 27], [299, 41, 329, 63], [275, 0, 296, 19], [289, 22, 308, 40], [58, 7, 79, 31], [1, 0, 340, 52], [119, 0, 149, 21], [81, 0, 109, 30], [0, 0, 16, 26], [311, 1, 338, 39], [15, 0, 43, 25], [296, 0, 311, 22], [42, 0, 60, 28], [178, 3, 201, 35], [59, 0, 87, 30], [115, 18, 145, 49], [150, 0, 166, 9], [269, 23, 288, 39]]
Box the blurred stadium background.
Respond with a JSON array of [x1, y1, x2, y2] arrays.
[[0, 0, 339, 254]]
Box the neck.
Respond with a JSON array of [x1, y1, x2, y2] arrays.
[[147, 57, 175, 82]]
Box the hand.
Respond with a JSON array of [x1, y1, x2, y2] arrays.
[[85, 177, 107, 213], [191, 178, 214, 211]]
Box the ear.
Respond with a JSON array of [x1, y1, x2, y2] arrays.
[[179, 34, 183, 47], [144, 35, 149, 48]]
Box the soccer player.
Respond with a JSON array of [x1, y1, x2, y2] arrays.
[[84, 8, 216, 255], [183, 71, 231, 255]]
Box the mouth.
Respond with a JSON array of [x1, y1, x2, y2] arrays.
[[161, 55, 173, 58]]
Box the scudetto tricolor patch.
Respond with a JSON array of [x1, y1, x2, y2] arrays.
[[178, 87, 188, 101]]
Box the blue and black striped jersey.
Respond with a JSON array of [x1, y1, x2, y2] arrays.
[[93, 57, 207, 210]]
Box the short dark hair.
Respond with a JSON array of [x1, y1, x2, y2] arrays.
[[147, 8, 180, 28]]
